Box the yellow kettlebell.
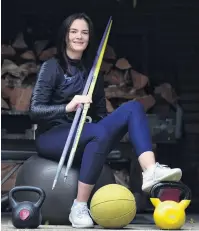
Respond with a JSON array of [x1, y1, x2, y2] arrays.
[[150, 181, 191, 230]]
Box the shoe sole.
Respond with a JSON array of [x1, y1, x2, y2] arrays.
[[142, 169, 182, 193], [69, 214, 94, 229]]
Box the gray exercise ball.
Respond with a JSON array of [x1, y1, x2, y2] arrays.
[[15, 155, 115, 225]]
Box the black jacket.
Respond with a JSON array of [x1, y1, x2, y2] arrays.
[[29, 57, 107, 135]]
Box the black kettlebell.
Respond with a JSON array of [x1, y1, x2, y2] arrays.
[[9, 186, 46, 229]]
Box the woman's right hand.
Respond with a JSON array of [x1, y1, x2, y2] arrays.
[[65, 95, 92, 113]]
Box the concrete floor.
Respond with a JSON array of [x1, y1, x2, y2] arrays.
[[1, 213, 199, 230]]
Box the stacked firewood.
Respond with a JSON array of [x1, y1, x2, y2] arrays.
[[101, 45, 179, 113], [1, 32, 179, 113], [101, 45, 154, 113], [1, 32, 57, 112]]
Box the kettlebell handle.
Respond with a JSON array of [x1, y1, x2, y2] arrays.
[[9, 186, 46, 208], [150, 181, 191, 200]]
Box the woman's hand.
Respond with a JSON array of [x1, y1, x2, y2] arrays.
[[65, 95, 92, 112]]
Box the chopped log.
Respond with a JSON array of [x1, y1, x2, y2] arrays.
[[9, 86, 33, 111], [2, 78, 33, 110], [1, 59, 34, 80], [39, 47, 57, 61], [100, 60, 113, 73], [115, 58, 132, 70], [1, 44, 16, 57], [12, 32, 28, 49], [1, 164, 19, 192], [105, 85, 136, 99], [104, 45, 116, 60], [1, 79, 12, 99], [104, 68, 126, 86], [20, 50, 36, 61], [135, 89, 148, 97], [1, 98, 10, 109], [123, 69, 130, 85], [130, 69, 149, 90], [5, 74, 23, 88], [34, 40, 49, 55], [1, 59, 19, 76], [19, 62, 38, 76], [154, 83, 179, 104], [135, 95, 156, 111], [106, 98, 114, 113]]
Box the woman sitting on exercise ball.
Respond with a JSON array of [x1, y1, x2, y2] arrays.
[[29, 13, 182, 228]]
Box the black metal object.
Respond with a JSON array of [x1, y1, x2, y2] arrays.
[[1, 111, 35, 140], [150, 181, 192, 200], [147, 104, 183, 143], [9, 186, 45, 229]]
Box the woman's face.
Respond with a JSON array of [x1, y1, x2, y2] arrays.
[[66, 19, 89, 55]]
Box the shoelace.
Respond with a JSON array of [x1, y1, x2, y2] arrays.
[[76, 204, 90, 218], [143, 162, 170, 180], [156, 162, 169, 169], [152, 162, 170, 180]]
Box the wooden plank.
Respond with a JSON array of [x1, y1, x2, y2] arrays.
[[1, 163, 19, 192], [180, 93, 199, 103], [181, 104, 199, 112], [182, 134, 199, 150], [183, 134, 199, 142], [183, 113, 199, 123], [185, 124, 199, 134], [179, 85, 199, 93]]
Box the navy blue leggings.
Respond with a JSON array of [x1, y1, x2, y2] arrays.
[[36, 101, 152, 185]]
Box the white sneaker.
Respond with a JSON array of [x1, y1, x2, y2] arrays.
[[69, 200, 94, 228], [142, 162, 182, 192]]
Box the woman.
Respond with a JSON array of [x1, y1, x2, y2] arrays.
[[30, 13, 182, 228]]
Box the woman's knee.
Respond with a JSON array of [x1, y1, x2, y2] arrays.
[[91, 123, 108, 141], [121, 100, 145, 113]]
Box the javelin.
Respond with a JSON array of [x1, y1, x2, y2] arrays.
[[52, 17, 113, 190]]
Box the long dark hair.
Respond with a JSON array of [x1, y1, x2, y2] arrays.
[[56, 13, 96, 75]]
